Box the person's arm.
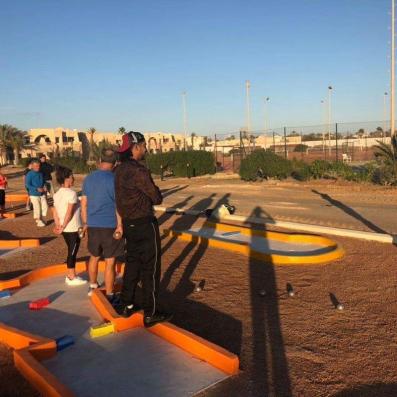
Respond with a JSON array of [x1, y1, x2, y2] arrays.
[[51, 206, 62, 234], [134, 168, 163, 205], [80, 195, 88, 232], [25, 172, 36, 192], [59, 203, 75, 231], [115, 209, 123, 236]]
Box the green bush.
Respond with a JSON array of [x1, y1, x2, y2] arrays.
[[291, 159, 312, 181], [293, 144, 309, 153], [239, 149, 292, 181], [146, 150, 215, 177], [309, 160, 332, 179]]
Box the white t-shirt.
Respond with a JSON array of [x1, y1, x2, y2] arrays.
[[53, 187, 82, 233]]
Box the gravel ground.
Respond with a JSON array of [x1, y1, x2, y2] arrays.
[[0, 208, 397, 396]]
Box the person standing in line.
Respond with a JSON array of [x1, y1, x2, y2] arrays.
[[80, 149, 124, 301], [52, 166, 87, 286], [39, 154, 54, 196], [114, 131, 172, 327], [23, 161, 33, 210], [25, 159, 48, 227], [0, 171, 8, 218]]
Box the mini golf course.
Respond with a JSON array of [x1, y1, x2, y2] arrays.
[[0, 262, 238, 397]]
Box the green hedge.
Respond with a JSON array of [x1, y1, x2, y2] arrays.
[[239, 150, 292, 181], [146, 150, 215, 177]]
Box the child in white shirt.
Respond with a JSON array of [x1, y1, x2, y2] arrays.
[[52, 166, 87, 286]]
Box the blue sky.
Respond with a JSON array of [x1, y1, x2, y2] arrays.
[[0, 0, 391, 135]]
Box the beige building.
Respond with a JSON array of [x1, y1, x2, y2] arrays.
[[21, 127, 207, 158]]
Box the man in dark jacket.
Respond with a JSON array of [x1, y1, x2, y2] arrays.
[[114, 131, 172, 327], [39, 154, 54, 196]]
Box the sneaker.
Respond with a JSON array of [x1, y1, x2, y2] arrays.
[[143, 311, 173, 328], [114, 303, 141, 318], [25, 205, 30, 211], [106, 293, 120, 304], [36, 220, 45, 227], [87, 282, 101, 297], [65, 276, 87, 286]]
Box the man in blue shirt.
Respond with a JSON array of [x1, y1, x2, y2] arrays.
[[25, 158, 48, 227], [81, 149, 124, 300]]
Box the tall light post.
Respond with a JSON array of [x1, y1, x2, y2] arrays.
[[182, 91, 188, 150], [263, 97, 270, 133], [245, 80, 251, 134], [321, 100, 326, 153], [327, 86, 333, 156], [384, 92, 388, 140], [391, 0, 395, 137]]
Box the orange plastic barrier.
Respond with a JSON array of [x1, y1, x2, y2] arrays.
[[5, 194, 28, 203], [90, 289, 239, 375], [0, 239, 40, 250]]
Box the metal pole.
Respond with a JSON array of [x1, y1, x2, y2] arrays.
[[214, 134, 217, 172], [328, 86, 333, 156], [391, 0, 395, 137], [284, 127, 287, 159], [264, 97, 270, 132], [335, 123, 338, 162], [182, 91, 188, 150], [246, 80, 251, 134], [384, 92, 388, 141], [272, 131, 275, 152]]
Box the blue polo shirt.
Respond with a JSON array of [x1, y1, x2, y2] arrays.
[[82, 170, 117, 228]]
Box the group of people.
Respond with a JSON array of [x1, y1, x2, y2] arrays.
[[51, 131, 171, 328]]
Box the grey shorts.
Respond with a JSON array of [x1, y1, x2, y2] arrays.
[[87, 227, 125, 259]]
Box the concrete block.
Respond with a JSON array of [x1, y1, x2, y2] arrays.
[[90, 322, 115, 338], [29, 297, 50, 310], [56, 335, 75, 351]]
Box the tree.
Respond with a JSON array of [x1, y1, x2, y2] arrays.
[[374, 136, 397, 182], [0, 124, 28, 166], [87, 127, 96, 162], [118, 127, 126, 135], [91, 139, 116, 161], [7, 129, 27, 166], [190, 132, 196, 148]]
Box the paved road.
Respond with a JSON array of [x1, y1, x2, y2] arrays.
[[156, 177, 397, 234], [4, 167, 396, 234]]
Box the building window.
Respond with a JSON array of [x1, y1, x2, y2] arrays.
[[55, 138, 59, 144]]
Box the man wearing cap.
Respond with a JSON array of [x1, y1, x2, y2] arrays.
[[114, 131, 172, 327]]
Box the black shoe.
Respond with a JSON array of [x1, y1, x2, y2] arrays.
[[113, 303, 141, 318], [144, 311, 173, 328]]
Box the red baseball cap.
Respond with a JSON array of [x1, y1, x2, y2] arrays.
[[118, 131, 146, 153]]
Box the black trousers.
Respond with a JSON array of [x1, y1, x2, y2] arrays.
[[121, 217, 161, 316], [62, 232, 80, 269]]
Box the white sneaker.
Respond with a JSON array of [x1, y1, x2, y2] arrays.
[[87, 282, 101, 296], [36, 220, 45, 227], [65, 276, 87, 286]]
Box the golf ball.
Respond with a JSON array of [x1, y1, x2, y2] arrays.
[[337, 304, 344, 311], [288, 291, 295, 297], [194, 287, 202, 293], [259, 289, 267, 297]]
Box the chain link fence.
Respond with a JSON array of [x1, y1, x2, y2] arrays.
[[210, 121, 390, 172]]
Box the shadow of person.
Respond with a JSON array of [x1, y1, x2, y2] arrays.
[[161, 185, 189, 199], [311, 189, 386, 234], [244, 206, 292, 396], [160, 193, 217, 258], [157, 195, 194, 227]]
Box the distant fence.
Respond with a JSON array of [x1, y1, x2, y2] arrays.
[[211, 120, 390, 172]]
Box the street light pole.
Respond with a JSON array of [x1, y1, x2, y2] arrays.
[[391, 0, 395, 137], [384, 92, 388, 141], [182, 91, 188, 150], [246, 80, 251, 134], [321, 100, 326, 154], [264, 97, 270, 133], [327, 86, 333, 156]]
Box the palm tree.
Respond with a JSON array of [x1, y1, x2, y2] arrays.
[[0, 125, 11, 165], [190, 132, 196, 149], [87, 127, 96, 162], [7, 129, 27, 166], [374, 135, 397, 175], [118, 127, 126, 135]]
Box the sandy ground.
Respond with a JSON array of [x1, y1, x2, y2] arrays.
[[0, 205, 397, 396]]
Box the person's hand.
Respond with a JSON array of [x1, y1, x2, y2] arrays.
[[37, 188, 44, 193], [113, 224, 123, 240], [53, 225, 63, 235]]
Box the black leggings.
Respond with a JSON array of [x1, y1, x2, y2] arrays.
[[62, 232, 81, 269]]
